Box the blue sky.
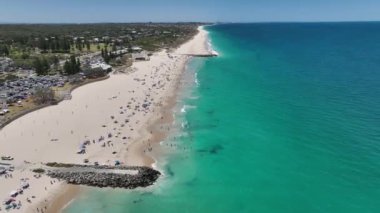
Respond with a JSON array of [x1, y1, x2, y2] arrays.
[[1, 0, 380, 23]]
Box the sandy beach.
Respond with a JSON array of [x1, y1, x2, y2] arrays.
[[0, 26, 211, 213]]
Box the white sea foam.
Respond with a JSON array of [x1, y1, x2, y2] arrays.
[[181, 122, 185, 129], [180, 105, 186, 113], [180, 104, 196, 114], [194, 72, 199, 86], [207, 38, 219, 56], [187, 96, 199, 100]]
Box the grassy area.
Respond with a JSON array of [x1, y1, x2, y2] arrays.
[[133, 38, 161, 51], [70, 43, 107, 54]]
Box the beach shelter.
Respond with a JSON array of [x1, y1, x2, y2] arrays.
[[3, 198, 15, 205], [9, 190, 18, 197]]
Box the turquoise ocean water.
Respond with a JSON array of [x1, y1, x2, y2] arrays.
[[65, 23, 380, 212]]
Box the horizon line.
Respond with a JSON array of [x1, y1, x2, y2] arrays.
[[0, 20, 380, 25]]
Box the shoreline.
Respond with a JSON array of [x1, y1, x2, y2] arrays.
[[0, 26, 212, 213], [123, 56, 190, 168], [125, 25, 213, 169]]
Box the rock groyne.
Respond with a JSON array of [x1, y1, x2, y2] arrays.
[[46, 164, 161, 189]]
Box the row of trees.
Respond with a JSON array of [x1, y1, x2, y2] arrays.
[[37, 37, 97, 53], [33, 56, 59, 75], [101, 47, 111, 63], [63, 55, 81, 75], [33, 55, 82, 76], [37, 37, 71, 53]]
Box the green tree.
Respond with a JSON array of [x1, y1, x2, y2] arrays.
[[61, 37, 70, 52], [21, 52, 29, 59], [33, 58, 48, 75], [86, 41, 91, 52], [76, 58, 81, 73], [33, 87, 55, 104], [77, 42, 83, 51], [63, 60, 71, 74], [102, 47, 111, 63], [42, 57, 49, 72], [4, 45, 9, 56], [64, 55, 81, 75], [52, 55, 60, 71], [52, 55, 59, 66], [0, 45, 10, 56], [39, 37, 48, 52]]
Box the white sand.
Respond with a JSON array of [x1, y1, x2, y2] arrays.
[[176, 26, 212, 55], [0, 26, 210, 213]]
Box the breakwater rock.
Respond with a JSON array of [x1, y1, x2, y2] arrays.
[[45, 163, 161, 189]]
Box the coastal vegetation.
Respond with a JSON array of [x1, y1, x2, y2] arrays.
[[63, 55, 81, 75], [33, 87, 55, 104], [0, 23, 200, 78], [0, 44, 10, 56], [32, 168, 45, 174], [33, 57, 50, 75], [0, 23, 199, 56]]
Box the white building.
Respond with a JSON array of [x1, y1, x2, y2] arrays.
[[131, 46, 143, 52], [111, 48, 129, 56], [90, 62, 112, 71]]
